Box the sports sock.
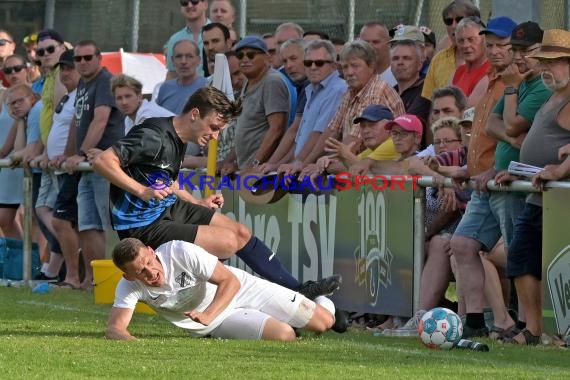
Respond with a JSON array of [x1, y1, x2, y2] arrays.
[[313, 295, 335, 316], [466, 313, 486, 329], [236, 236, 300, 290]]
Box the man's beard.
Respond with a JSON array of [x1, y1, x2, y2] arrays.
[[541, 71, 570, 91]]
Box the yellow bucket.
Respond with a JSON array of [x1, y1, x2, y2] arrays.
[[91, 259, 155, 314]]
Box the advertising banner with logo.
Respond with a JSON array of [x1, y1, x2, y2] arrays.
[[544, 188, 570, 335], [195, 178, 417, 318]]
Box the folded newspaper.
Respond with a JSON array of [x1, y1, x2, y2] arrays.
[[508, 161, 543, 178]]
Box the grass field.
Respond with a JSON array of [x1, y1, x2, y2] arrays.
[[0, 286, 568, 380]]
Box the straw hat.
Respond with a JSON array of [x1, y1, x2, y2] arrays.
[[531, 29, 570, 59]]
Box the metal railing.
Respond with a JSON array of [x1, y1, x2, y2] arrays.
[[2, 157, 569, 292]]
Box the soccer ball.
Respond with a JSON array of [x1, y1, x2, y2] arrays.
[[418, 307, 463, 349]]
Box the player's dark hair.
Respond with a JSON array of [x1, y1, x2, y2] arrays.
[[113, 238, 146, 270], [202, 22, 231, 41], [181, 86, 242, 121]]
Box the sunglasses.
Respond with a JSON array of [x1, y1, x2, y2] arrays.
[[73, 54, 95, 62], [3, 64, 26, 75], [303, 59, 333, 68], [37, 45, 59, 57], [443, 16, 464, 26], [23, 34, 38, 45], [0, 39, 13, 46], [55, 94, 70, 114], [236, 50, 265, 60], [180, 0, 201, 5]]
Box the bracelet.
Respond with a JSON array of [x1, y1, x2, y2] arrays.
[[504, 86, 519, 95]]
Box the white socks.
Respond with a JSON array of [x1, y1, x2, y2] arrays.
[[314, 295, 335, 316]]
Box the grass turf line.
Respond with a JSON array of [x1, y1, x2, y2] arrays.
[[0, 287, 568, 379]]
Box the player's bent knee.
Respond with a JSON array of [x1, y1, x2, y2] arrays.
[[235, 222, 252, 245], [262, 318, 296, 341], [306, 306, 334, 332]]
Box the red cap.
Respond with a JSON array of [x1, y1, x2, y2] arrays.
[[385, 114, 423, 137]]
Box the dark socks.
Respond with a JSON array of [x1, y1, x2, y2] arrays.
[[235, 237, 300, 290], [466, 313, 486, 329]]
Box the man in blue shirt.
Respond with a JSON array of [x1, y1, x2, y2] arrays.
[[256, 40, 347, 174]]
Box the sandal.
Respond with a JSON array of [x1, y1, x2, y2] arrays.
[[501, 328, 540, 345], [54, 281, 80, 290], [489, 324, 517, 341]]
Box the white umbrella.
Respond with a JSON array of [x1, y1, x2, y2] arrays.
[[101, 48, 167, 94]]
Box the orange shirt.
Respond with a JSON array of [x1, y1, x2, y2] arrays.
[[467, 68, 502, 176]]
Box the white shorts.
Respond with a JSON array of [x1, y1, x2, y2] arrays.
[[209, 271, 316, 339]]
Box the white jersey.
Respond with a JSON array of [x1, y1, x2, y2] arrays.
[[113, 240, 308, 337], [47, 89, 77, 159], [124, 99, 175, 135]]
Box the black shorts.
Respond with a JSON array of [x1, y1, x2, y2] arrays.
[[506, 203, 543, 280], [53, 173, 80, 225], [0, 203, 19, 209], [117, 198, 216, 249]]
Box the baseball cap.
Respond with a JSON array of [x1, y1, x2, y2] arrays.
[[37, 28, 64, 44], [389, 25, 425, 43], [419, 26, 436, 47], [510, 21, 543, 47], [479, 16, 518, 38], [385, 114, 423, 137], [459, 107, 475, 126], [353, 104, 394, 124], [234, 36, 268, 53], [55, 49, 74, 68]]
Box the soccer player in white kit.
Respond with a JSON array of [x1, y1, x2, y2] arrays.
[[106, 238, 336, 340]]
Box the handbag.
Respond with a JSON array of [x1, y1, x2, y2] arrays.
[[0, 237, 41, 280]]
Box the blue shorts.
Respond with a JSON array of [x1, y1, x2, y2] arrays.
[[77, 172, 110, 232], [454, 191, 525, 251], [506, 203, 543, 280]]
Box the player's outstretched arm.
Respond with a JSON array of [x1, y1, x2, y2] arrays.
[[105, 307, 137, 340], [184, 261, 240, 325]]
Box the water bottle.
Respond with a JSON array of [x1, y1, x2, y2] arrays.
[[32, 282, 51, 294], [454, 338, 489, 352]]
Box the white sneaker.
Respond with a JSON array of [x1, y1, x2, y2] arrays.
[[383, 310, 426, 336]]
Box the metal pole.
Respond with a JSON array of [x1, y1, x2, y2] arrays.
[[239, 0, 247, 38], [412, 186, 425, 314], [567, 0, 570, 30], [348, 0, 355, 42], [44, 0, 56, 29], [131, 0, 140, 52], [22, 167, 33, 285], [414, 0, 425, 27]]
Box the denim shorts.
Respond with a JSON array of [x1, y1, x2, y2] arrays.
[[77, 172, 110, 232], [506, 203, 543, 280], [454, 191, 526, 251], [35, 171, 59, 209]]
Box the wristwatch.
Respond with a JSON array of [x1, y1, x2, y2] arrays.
[[504, 86, 519, 95]]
